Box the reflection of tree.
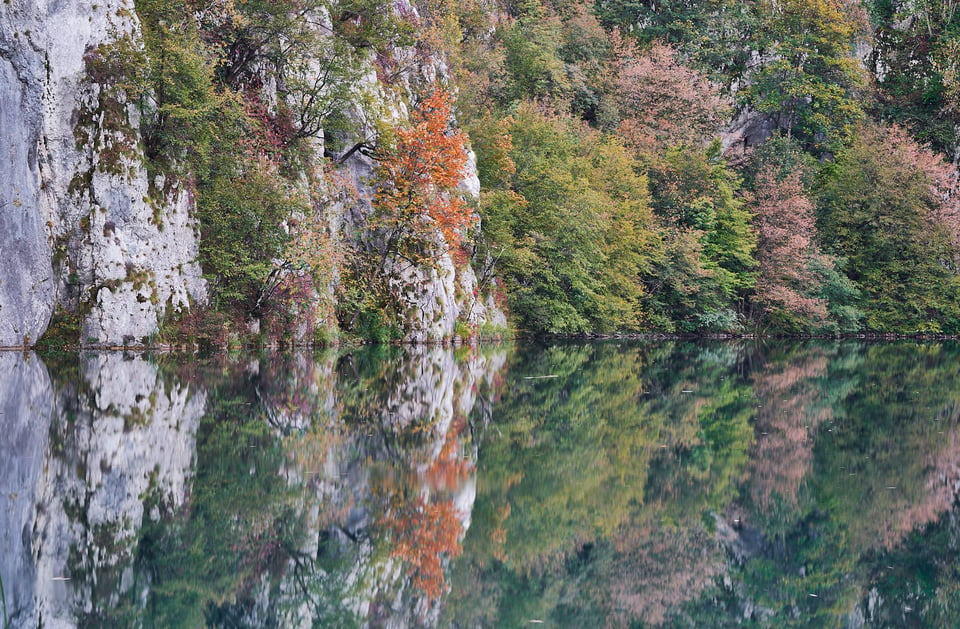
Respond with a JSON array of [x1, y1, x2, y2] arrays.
[[138, 365, 304, 627], [855, 503, 960, 626], [451, 340, 960, 627], [743, 343, 835, 536], [588, 521, 726, 628], [817, 343, 960, 553], [444, 341, 755, 627], [373, 410, 474, 603], [28, 345, 505, 627], [703, 342, 960, 626], [23, 342, 960, 626]]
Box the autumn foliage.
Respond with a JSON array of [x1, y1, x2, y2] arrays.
[[117, 0, 960, 342], [819, 123, 960, 332], [375, 86, 474, 254], [750, 168, 831, 329], [384, 494, 464, 600], [377, 414, 473, 601], [612, 41, 730, 154]]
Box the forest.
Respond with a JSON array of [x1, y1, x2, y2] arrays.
[[87, 0, 960, 340]]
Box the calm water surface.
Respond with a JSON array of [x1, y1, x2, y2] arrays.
[[2, 341, 960, 627]]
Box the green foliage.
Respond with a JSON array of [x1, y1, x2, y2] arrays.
[[643, 145, 757, 331], [497, 0, 569, 105], [197, 154, 305, 314], [135, 0, 229, 165], [747, 0, 867, 152], [335, 255, 403, 342], [866, 0, 960, 159], [593, 0, 757, 83], [123, 0, 388, 330], [817, 123, 960, 332], [479, 105, 657, 333], [204, 0, 404, 144], [34, 307, 82, 351]]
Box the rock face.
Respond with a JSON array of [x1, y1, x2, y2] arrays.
[[0, 0, 503, 347], [328, 62, 505, 343], [0, 13, 56, 346], [0, 0, 206, 347]]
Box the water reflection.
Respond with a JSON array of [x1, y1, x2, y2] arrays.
[[0, 346, 504, 628], [2, 341, 960, 627], [445, 341, 960, 627]]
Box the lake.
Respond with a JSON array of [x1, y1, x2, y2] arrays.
[[2, 340, 959, 627]]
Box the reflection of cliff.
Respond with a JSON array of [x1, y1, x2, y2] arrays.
[[204, 345, 507, 628], [0, 352, 204, 627], [0, 353, 56, 628], [0, 347, 506, 628]]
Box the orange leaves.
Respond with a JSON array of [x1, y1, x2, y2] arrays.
[[375, 85, 475, 252], [384, 495, 464, 601], [423, 418, 473, 491], [375, 413, 473, 601]]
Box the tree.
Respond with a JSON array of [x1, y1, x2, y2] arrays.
[[818, 123, 960, 331], [593, 0, 758, 83], [196, 0, 408, 143], [749, 0, 867, 151], [750, 168, 833, 330], [611, 41, 731, 154], [134, 0, 232, 164], [496, 0, 570, 106], [866, 0, 960, 161], [643, 145, 757, 332], [478, 104, 658, 333], [373, 85, 473, 260]]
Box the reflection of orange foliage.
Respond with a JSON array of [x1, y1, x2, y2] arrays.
[[423, 417, 472, 491], [377, 415, 473, 601], [385, 495, 464, 600]]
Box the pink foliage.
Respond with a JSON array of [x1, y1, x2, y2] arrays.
[[602, 521, 725, 627], [612, 40, 730, 153], [750, 167, 831, 326], [748, 351, 832, 513], [884, 125, 960, 249]]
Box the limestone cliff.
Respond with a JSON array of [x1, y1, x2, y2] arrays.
[[0, 352, 204, 626], [0, 0, 206, 347], [0, 0, 504, 347]]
